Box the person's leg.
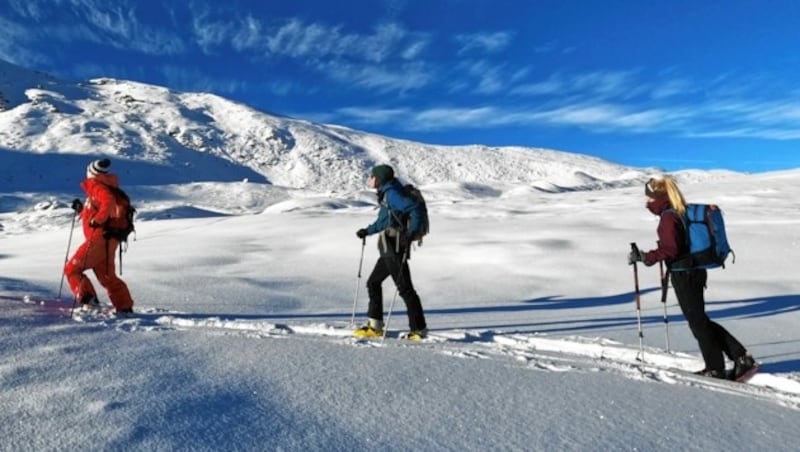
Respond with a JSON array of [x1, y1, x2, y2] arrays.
[[672, 270, 725, 372], [709, 322, 746, 361], [366, 257, 392, 324], [93, 240, 134, 311], [387, 257, 427, 331], [64, 241, 97, 303]]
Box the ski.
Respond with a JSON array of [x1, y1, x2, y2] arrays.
[[70, 304, 142, 321], [734, 363, 760, 383]]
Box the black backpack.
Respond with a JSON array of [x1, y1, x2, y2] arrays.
[[102, 186, 136, 274], [387, 184, 429, 246], [403, 184, 429, 243], [103, 186, 136, 243]]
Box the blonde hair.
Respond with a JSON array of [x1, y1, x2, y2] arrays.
[[648, 176, 687, 215]]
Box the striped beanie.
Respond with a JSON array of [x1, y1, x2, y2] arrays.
[[87, 158, 111, 177]]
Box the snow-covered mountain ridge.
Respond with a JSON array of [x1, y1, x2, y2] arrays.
[[0, 58, 741, 236], [0, 58, 655, 193]]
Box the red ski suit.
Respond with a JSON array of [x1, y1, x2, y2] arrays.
[[64, 173, 134, 311]]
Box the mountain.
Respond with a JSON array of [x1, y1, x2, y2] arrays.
[[0, 58, 653, 195], [2, 59, 746, 237], [3, 61, 799, 451]]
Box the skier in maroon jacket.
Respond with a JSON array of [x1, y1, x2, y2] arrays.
[[629, 176, 757, 381]]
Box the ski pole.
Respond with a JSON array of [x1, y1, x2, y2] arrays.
[[349, 237, 366, 328], [381, 289, 400, 344], [381, 248, 409, 344], [659, 260, 671, 352], [630, 243, 645, 362], [58, 211, 78, 300]]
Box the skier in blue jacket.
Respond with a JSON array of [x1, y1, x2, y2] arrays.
[[355, 164, 428, 340]]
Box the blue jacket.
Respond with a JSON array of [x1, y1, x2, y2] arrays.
[[365, 180, 422, 252]]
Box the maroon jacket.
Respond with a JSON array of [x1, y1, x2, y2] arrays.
[[643, 196, 688, 267]]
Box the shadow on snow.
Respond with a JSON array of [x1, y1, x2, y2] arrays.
[[3, 279, 799, 372]]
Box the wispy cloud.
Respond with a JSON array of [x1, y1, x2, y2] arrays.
[[192, 14, 428, 65], [531, 104, 689, 131], [0, 16, 51, 67], [511, 79, 564, 96], [689, 99, 800, 139], [159, 65, 254, 96], [509, 70, 643, 100], [453, 60, 508, 95], [7, 0, 47, 21], [80, 4, 185, 55], [413, 106, 499, 129], [387, 104, 678, 132], [333, 69, 800, 141], [455, 31, 514, 55], [5, 0, 185, 56], [319, 61, 434, 93], [265, 20, 426, 64], [191, 10, 234, 54], [334, 106, 410, 125], [650, 78, 693, 99]]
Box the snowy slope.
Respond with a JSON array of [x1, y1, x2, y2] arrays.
[[2, 59, 798, 451], [0, 57, 652, 194], [1, 59, 743, 238]]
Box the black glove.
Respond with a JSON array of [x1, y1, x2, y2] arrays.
[[356, 228, 368, 239], [71, 198, 83, 213], [89, 219, 102, 229], [628, 248, 645, 265]]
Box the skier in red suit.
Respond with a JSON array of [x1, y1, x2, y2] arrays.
[[64, 158, 135, 313]]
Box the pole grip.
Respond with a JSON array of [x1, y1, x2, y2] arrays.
[[630, 243, 641, 309]]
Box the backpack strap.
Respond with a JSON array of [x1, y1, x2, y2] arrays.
[[660, 208, 692, 271], [661, 208, 688, 246]]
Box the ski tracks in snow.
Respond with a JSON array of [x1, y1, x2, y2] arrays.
[[105, 308, 800, 411], [8, 294, 800, 411]]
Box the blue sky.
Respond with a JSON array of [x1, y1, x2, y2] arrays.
[[2, 0, 800, 172]]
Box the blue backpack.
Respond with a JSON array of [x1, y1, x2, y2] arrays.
[[668, 204, 734, 270]]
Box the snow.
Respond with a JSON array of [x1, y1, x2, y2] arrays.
[[1, 58, 800, 450]]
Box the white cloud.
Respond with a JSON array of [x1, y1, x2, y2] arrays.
[[0, 16, 51, 67], [319, 61, 434, 93], [263, 19, 422, 64], [455, 31, 514, 55], [650, 78, 693, 99], [400, 37, 430, 60], [335, 98, 697, 135], [336, 106, 410, 125], [232, 15, 265, 52], [509, 70, 643, 100], [3, 0, 186, 57], [159, 65, 252, 96], [569, 70, 641, 98], [7, 0, 46, 20], [455, 60, 507, 95], [267, 19, 331, 59], [81, 5, 185, 55], [414, 106, 497, 126], [361, 22, 409, 62], [511, 79, 564, 96], [192, 11, 237, 54]]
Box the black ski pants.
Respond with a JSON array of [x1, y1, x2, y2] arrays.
[[366, 254, 427, 331], [671, 269, 745, 371]]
